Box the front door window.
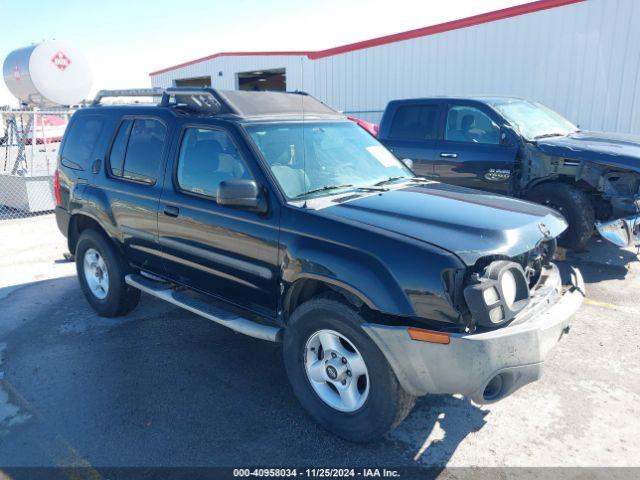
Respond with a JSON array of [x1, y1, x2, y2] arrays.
[[445, 106, 500, 145]]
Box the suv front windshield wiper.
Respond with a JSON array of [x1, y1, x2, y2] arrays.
[[534, 132, 567, 140], [294, 184, 354, 198], [373, 176, 411, 187]]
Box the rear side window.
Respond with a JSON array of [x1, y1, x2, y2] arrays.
[[108, 118, 167, 185], [61, 115, 105, 170], [389, 105, 439, 140], [109, 120, 133, 176]]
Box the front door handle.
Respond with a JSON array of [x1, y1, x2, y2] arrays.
[[163, 205, 180, 218], [440, 152, 458, 158]]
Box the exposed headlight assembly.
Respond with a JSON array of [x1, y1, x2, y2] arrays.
[[464, 261, 530, 328]]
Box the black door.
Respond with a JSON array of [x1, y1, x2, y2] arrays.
[[381, 101, 443, 178], [99, 115, 172, 273], [157, 123, 280, 318], [434, 102, 518, 193]]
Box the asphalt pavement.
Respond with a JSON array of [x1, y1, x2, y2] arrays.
[[0, 215, 638, 472]]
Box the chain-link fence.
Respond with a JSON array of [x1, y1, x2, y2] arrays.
[[1, 109, 73, 220]]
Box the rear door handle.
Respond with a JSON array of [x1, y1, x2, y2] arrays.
[[163, 205, 179, 218], [440, 152, 458, 158]]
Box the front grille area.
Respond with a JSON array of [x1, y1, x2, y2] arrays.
[[512, 238, 557, 289]]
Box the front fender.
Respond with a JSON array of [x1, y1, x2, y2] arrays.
[[281, 237, 414, 316], [279, 208, 466, 325]]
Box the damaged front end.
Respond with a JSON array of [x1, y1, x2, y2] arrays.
[[596, 214, 640, 247], [527, 136, 640, 248], [593, 170, 640, 247]]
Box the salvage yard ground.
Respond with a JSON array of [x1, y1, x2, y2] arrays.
[[0, 215, 639, 468]]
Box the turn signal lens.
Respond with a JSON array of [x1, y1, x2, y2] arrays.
[[407, 327, 450, 344]]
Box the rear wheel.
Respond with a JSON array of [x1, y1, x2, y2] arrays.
[[76, 229, 140, 317], [527, 182, 594, 249], [283, 295, 415, 442]]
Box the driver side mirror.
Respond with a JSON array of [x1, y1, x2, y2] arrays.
[[217, 179, 266, 212], [500, 127, 517, 147]]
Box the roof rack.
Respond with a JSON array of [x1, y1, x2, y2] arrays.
[[91, 88, 342, 118], [92, 87, 227, 114], [92, 88, 165, 105]]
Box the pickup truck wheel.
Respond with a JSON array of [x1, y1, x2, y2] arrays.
[[283, 296, 415, 442], [76, 229, 140, 317], [526, 182, 594, 249]]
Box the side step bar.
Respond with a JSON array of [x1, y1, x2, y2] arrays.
[[125, 274, 283, 342]]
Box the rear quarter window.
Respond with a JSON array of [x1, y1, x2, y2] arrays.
[[60, 115, 106, 170]]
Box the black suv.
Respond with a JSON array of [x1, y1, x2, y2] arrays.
[[55, 88, 583, 442]]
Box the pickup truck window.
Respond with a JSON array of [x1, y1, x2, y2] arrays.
[[388, 105, 438, 140], [177, 127, 252, 198], [248, 122, 412, 199], [444, 106, 500, 145], [108, 118, 166, 184], [60, 115, 105, 170]]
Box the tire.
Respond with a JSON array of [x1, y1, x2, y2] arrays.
[[283, 295, 415, 442], [75, 229, 140, 317], [526, 182, 595, 249]]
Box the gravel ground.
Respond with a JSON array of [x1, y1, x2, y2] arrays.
[[0, 215, 638, 473]]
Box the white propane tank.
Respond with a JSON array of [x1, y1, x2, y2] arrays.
[[3, 40, 92, 107]]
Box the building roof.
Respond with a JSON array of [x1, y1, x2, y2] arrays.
[[150, 0, 585, 76]]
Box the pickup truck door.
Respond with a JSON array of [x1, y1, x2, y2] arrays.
[[379, 101, 443, 178], [157, 122, 280, 319], [434, 102, 518, 193]]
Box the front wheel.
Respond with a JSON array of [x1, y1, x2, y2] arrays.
[[283, 296, 415, 442], [526, 182, 595, 249]]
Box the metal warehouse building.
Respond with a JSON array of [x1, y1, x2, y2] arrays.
[[150, 0, 640, 134]]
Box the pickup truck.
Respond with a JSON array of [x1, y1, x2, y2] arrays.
[[378, 97, 640, 249], [55, 88, 583, 442]]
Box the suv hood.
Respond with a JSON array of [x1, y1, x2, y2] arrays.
[[319, 182, 566, 265], [537, 131, 640, 172]]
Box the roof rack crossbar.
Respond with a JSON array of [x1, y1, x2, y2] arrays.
[[160, 87, 226, 113], [92, 88, 165, 105], [92, 87, 229, 114]]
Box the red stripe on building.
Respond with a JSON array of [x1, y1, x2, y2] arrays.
[[150, 51, 312, 76], [149, 0, 585, 76]]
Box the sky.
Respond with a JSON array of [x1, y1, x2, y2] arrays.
[[0, 0, 529, 107]]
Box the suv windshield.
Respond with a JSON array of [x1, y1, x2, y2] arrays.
[[247, 122, 413, 199], [490, 99, 578, 141]]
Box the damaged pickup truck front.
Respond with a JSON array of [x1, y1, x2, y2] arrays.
[[482, 98, 640, 249], [378, 97, 640, 249], [530, 131, 640, 248]]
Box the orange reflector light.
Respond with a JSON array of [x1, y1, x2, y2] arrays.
[[407, 327, 450, 344]]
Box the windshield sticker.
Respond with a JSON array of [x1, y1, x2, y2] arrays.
[[366, 146, 398, 168]]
